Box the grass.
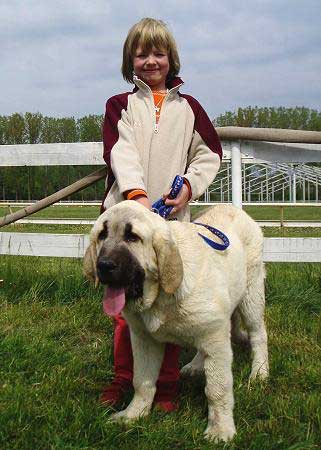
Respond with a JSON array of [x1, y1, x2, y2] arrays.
[[1, 204, 321, 237], [1, 223, 93, 234], [0, 256, 321, 449], [262, 227, 321, 237], [243, 206, 321, 221], [1, 204, 320, 221], [0, 205, 100, 219], [2, 223, 321, 238]]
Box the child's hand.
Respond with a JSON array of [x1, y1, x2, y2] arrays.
[[163, 183, 190, 216], [135, 196, 152, 210]]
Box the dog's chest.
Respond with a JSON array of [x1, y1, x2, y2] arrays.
[[140, 307, 198, 347], [140, 308, 181, 343], [141, 310, 165, 334]]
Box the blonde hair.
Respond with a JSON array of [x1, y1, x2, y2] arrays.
[[122, 18, 180, 83]]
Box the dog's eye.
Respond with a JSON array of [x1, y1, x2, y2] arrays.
[[125, 231, 141, 243], [98, 221, 108, 240], [124, 223, 141, 243]]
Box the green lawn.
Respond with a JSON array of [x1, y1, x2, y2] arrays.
[[1, 204, 321, 237], [2, 224, 321, 238], [1, 223, 93, 234], [244, 205, 321, 221], [0, 205, 101, 219], [1, 204, 320, 221], [0, 256, 320, 449]]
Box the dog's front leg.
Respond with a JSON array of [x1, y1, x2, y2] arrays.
[[201, 325, 236, 443], [111, 330, 165, 422]]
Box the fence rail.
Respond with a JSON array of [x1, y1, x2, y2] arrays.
[[1, 140, 321, 167], [1, 232, 320, 262]]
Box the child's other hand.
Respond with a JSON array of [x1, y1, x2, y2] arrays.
[[135, 196, 152, 210], [163, 183, 190, 216]]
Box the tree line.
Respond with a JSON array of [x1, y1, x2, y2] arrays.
[[0, 106, 320, 201], [0, 113, 103, 145], [215, 106, 321, 130]]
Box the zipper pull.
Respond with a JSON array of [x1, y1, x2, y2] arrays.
[[154, 123, 159, 133]]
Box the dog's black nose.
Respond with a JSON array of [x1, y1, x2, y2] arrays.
[[97, 259, 117, 279]]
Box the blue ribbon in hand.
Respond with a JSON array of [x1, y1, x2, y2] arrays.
[[152, 175, 184, 219], [152, 175, 230, 251]]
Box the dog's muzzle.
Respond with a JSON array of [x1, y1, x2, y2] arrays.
[[96, 245, 145, 300], [97, 259, 118, 282]]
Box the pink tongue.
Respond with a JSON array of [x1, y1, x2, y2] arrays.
[[103, 287, 126, 316]]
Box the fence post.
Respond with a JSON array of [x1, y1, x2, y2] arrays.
[[231, 141, 242, 208], [292, 170, 296, 203]]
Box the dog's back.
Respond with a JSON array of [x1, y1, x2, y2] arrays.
[[195, 204, 264, 282]]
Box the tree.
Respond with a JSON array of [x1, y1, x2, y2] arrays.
[[0, 116, 8, 145], [77, 115, 104, 142], [57, 117, 78, 143], [5, 113, 25, 144], [25, 112, 43, 144]]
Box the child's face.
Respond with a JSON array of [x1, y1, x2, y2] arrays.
[[133, 45, 170, 91]]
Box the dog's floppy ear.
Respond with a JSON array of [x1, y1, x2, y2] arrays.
[[83, 242, 99, 287], [153, 230, 183, 294]]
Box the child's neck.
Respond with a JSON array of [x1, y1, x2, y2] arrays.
[[148, 81, 167, 92], [150, 85, 167, 93]]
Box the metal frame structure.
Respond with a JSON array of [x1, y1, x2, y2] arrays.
[[204, 161, 321, 204]]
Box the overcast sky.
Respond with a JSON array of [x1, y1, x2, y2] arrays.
[[1, 0, 321, 120]]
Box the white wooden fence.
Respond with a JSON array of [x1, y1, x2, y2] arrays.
[[1, 232, 321, 262], [1, 139, 321, 262]]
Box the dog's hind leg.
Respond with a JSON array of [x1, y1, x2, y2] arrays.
[[110, 329, 165, 422], [239, 272, 269, 380], [181, 350, 204, 377], [231, 308, 249, 346]]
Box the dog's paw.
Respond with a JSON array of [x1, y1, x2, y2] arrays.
[[109, 409, 133, 423], [204, 423, 236, 443], [249, 361, 269, 382], [109, 403, 151, 423]]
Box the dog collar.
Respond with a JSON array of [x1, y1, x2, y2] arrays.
[[152, 176, 230, 251]]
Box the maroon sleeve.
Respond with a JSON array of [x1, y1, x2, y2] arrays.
[[101, 92, 131, 213], [103, 93, 131, 166], [179, 94, 222, 160]]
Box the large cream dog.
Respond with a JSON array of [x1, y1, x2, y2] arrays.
[[84, 201, 269, 442]]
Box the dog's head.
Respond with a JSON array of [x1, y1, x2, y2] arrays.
[[84, 201, 183, 315]]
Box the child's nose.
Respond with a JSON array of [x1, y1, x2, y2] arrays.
[[146, 54, 156, 65]]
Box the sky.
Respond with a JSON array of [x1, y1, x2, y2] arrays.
[[1, 0, 321, 120]]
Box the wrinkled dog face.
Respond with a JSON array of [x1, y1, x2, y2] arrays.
[[84, 201, 184, 311], [96, 219, 147, 301]]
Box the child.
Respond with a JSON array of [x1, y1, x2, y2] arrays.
[[100, 17, 222, 412]]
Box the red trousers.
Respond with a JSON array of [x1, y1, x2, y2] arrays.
[[113, 314, 180, 394]]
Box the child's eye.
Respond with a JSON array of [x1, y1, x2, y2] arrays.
[[154, 49, 166, 56]]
